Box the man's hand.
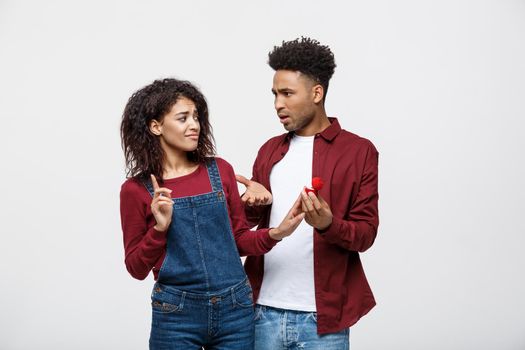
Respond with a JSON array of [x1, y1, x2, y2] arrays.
[[269, 195, 305, 240], [300, 189, 333, 231], [236, 174, 273, 206]]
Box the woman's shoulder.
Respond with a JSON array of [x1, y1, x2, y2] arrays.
[[212, 156, 233, 171], [120, 177, 148, 198], [210, 157, 236, 183]]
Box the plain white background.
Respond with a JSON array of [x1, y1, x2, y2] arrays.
[[1, 0, 524, 349]]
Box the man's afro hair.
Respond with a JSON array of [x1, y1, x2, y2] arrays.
[[268, 37, 336, 96]]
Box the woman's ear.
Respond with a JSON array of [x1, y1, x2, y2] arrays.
[[149, 119, 162, 136]]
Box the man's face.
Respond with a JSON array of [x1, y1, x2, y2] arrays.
[[272, 70, 317, 133]]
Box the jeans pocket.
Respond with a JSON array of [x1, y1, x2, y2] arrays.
[[151, 299, 180, 313], [151, 285, 185, 314], [233, 285, 254, 308]]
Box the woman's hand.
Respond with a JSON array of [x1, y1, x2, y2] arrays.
[[269, 195, 305, 240], [150, 175, 174, 232], [236, 174, 273, 206]]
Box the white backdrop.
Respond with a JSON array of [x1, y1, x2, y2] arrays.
[[1, 0, 524, 349]]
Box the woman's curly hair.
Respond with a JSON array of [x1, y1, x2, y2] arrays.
[[268, 37, 336, 100], [120, 78, 215, 182]]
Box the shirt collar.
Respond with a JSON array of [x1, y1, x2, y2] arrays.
[[284, 117, 341, 143]]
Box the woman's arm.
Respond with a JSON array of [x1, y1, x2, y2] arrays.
[[220, 159, 304, 256], [120, 180, 167, 280]]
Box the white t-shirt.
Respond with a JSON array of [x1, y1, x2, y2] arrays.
[[257, 134, 316, 311]]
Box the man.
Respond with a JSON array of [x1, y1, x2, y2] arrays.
[[236, 37, 379, 349]]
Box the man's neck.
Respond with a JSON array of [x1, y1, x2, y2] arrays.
[[295, 111, 331, 136]]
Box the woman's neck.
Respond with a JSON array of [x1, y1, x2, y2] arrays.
[[162, 148, 198, 179]]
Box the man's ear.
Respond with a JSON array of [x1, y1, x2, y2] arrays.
[[149, 119, 162, 136], [312, 84, 324, 104]]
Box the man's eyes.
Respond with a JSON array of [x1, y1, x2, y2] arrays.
[[271, 91, 293, 96]]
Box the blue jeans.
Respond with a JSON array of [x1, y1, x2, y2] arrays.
[[254, 305, 349, 350], [149, 279, 255, 349]]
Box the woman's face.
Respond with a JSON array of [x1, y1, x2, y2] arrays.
[[151, 97, 201, 153]]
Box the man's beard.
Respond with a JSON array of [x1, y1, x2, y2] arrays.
[[284, 112, 314, 132]]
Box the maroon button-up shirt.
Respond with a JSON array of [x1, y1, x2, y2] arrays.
[[244, 118, 379, 334]]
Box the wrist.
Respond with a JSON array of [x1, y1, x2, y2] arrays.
[[268, 227, 284, 241], [153, 224, 168, 232], [316, 220, 332, 234]]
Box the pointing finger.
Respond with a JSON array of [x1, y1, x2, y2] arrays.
[[151, 174, 160, 191], [235, 174, 250, 186], [154, 188, 172, 198]]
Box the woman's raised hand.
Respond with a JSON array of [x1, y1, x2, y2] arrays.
[[150, 175, 174, 232]]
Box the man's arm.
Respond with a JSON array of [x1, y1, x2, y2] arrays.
[[303, 143, 379, 252]]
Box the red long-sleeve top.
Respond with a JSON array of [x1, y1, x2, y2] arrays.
[[120, 157, 278, 281]]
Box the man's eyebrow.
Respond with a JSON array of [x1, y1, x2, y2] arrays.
[[272, 87, 293, 93]]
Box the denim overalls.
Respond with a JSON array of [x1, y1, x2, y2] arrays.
[[145, 159, 255, 349]]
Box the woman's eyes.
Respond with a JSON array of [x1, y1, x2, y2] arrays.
[[177, 115, 199, 122]]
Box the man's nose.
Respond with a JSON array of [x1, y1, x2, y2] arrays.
[[274, 96, 284, 111]]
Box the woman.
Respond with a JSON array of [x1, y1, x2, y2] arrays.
[[119, 78, 304, 349]]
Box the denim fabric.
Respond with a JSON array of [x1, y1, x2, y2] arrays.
[[254, 305, 349, 350], [144, 159, 246, 293], [150, 278, 255, 349], [144, 159, 254, 349]]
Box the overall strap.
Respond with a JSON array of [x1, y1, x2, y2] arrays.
[[206, 158, 223, 192], [142, 179, 155, 198]]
